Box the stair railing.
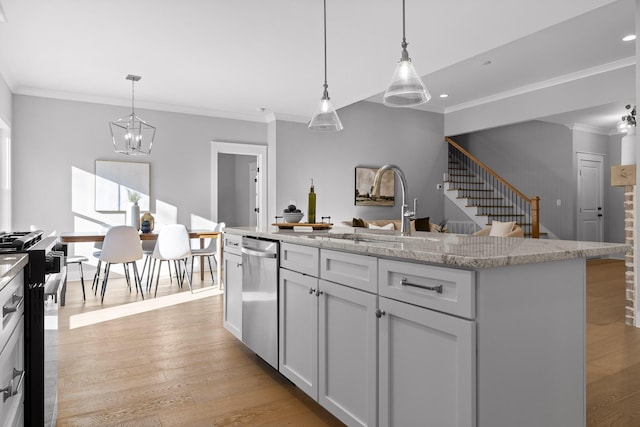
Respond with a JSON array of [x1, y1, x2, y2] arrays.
[[446, 137, 541, 238]]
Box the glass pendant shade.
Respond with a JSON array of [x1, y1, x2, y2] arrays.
[[110, 74, 155, 155], [384, 0, 430, 108], [309, 89, 343, 132], [110, 114, 155, 155], [308, 0, 343, 132], [383, 56, 431, 107]]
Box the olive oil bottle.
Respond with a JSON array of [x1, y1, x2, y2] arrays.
[[308, 179, 316, 224]]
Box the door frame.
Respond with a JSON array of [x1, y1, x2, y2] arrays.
[[576, 151, 604, 242], [211, 141, 268, 228]]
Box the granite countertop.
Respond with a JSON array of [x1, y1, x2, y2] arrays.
[[0, 253, 28, 290], [225, 226, 630, 269]]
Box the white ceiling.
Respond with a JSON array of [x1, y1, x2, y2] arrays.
[[0, 0, 633, 128]]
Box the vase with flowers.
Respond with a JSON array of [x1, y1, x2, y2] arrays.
[[127, 189, 141, 230], [621, 104, 636, 165]]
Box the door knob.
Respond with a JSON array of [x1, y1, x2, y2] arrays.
[[375, 309, 386, 318]]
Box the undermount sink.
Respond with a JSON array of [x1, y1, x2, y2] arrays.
[[320, 232, 442, 245]]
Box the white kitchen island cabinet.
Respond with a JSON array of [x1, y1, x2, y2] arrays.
[[279, 245, 378, 427], [222, 233, 242, 340], [224, 226, 629, 427], [378, 296, 475, 427]]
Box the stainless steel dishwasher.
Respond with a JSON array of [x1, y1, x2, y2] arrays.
[[240, 236, 279, 369]]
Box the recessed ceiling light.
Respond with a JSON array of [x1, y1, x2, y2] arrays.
[[439, 94, 449, 98], [481, 60, 492, 66], [623, 34, 636, 42]]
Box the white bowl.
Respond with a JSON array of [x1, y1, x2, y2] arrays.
[[283, 212, 304, 223]]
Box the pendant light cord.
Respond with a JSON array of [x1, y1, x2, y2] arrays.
[[131, 78, 135, 115], [401, 0, 407, 49], [323, 0, 328, 89]]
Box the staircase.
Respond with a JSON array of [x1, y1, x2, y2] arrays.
[[445, 137, 546, 238]]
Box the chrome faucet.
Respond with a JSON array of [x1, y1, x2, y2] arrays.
[[371, 164, 415, 236]]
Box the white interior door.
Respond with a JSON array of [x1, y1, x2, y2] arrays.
[[577, 152, 604, 242], [249, 161, 257, 227]]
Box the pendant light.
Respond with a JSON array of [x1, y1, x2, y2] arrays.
[[383, 0, 431, 107], [109, 74, 156, 155], [308, 0, 343, 132]]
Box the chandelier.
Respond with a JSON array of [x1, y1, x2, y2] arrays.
[[109, 74, 155, 155]]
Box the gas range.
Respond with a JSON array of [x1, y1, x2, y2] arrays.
[[0, 230, 44, 253]]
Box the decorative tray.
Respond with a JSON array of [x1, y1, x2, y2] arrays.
[[272, 223, 333, 230]]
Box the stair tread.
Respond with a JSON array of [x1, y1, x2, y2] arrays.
[[457, 197, 503, 200]]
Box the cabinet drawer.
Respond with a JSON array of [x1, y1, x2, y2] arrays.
[[379, 259, 475, 319], [281, 243, 319, 276], [0, 317, 24, 427], [0, 271, 24, 355], [320, 249, 377, 293], [223, 233, 242, 256]]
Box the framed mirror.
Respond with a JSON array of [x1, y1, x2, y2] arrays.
[[95, 160, 150, 212]]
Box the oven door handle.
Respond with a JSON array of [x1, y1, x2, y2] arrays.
[[3, 294, 23, 318]]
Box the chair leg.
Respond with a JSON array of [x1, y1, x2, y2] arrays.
[[154, 259, 163, 297], [140, 255, 149, 283], [93, 259, 102, 293], [206, 255, 215, 285], [182, 259, 193, 293], [132, 262, 144, 300], [147, 258, 156, 291], [101, 263, 111, 303], [168, 261, 173, 284], [79, 262, 86, 301], [123, 264, 132, 291], [190, 256, 195, 286]]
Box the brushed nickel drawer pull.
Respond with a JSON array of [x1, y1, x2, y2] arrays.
[[401, 277, 443, 294], [3, 294, 24, 318]]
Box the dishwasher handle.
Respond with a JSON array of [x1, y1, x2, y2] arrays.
[[241, 246, 277, 258]]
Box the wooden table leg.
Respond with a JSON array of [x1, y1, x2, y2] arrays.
[[200, 238, 205, 281]]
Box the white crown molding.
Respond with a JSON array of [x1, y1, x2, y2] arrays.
[[445, 56, 636, 114], [568, 123, 617, 136], [12, 86, 273, 123], [273, 112, 309, 124]]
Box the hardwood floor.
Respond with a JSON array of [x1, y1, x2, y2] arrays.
[[586, 259, 640, 426], [57, 259, 639, 426], [57, 270, 343, 426]]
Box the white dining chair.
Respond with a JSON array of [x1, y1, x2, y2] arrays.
[[99, 225, 144, 303], [190, 222, 224, 287], [150, 224, 193, 297]]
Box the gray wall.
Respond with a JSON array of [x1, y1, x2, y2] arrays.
[[11, 95, 266, 234], [275, 101, 446, 225], [454, 121, 624, 242], [606, 133, 625, 244], [217, 153, 255, 227]]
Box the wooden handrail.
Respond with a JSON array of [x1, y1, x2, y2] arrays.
[[446, 137, 541, 238]]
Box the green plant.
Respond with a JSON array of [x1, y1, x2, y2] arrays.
[[622, 104, 636, 127], [127, 189, 141, 204]]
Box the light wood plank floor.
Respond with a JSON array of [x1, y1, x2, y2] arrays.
[[57, 270, 343, 426], [57, 259, 639, 426]]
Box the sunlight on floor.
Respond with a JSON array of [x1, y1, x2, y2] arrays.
[[68, 287, 222, 329]]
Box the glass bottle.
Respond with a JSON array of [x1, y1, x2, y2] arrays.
[[308, 179, 316, 224]]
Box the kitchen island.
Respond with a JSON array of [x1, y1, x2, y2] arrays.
[[224, 226, 629, 427]]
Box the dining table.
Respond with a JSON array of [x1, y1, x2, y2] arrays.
[[59, 229, 222, 304]]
